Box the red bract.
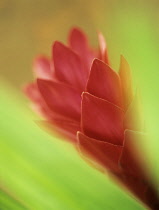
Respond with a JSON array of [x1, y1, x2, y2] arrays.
[[24, 28, 159, 209]]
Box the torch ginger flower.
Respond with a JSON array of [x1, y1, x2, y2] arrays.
[[25, 28, 159, 209]]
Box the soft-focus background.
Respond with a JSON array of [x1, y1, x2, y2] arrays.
[[1, 0, 159, 209]]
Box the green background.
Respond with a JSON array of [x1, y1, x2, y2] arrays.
[[1, 0, 159, 209]]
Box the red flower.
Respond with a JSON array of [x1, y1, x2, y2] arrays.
[[25, 28, 159, 209]]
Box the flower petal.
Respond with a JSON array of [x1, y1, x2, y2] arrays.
[[68, 28, 88, 55], [53, 41, 86, 91], [40, 120, 80, 142], [119, 55, 133, 110], [37, 79, 81, 121], [124, 91, 144, 131], [24, 82, 41, 103], [98, 32, 109, 64], [23, 82, 54, 119], [81, 92, 124, 145], [33, 56, 53, 80], [87, 59, 122, 107], [68, 28, 96, 72], [77, 132, 122, 173]]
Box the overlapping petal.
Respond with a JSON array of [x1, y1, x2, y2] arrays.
[[37, 79, 81, 121], [68, 28, 96, 72], [24, 82, 52, 119], [53, 41, 86, 91], [77, 132, 122, 173], [98, 32, 109, 64], [81, 92, 124, 145], [87, 59, 122, 107], [33, 56, 53, 80], [41, 120, 80, 142]]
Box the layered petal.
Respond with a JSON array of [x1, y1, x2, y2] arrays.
[[23, 82, 53, 119], [119, 55, 133, 110], [87, 59, 122, 107], [40, 120, 80, 142], [37, 79, 81, 121], [33, 56, 53, 80], [77, 132, 122, 173], [81, 92, 124, 145], [68, 28, 88, 57], [53, 41, 86, 91], [68, 28, 96, 72], [98, 32, 109, 64], [24, 82, 42, 104]]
